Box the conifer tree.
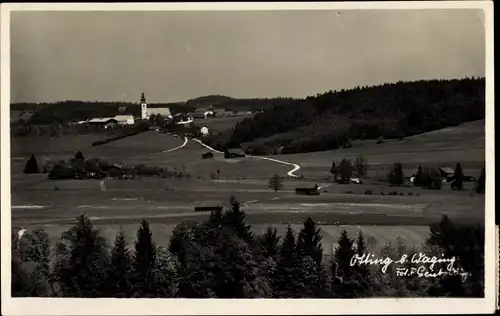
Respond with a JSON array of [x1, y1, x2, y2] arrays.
[[296, 217, 323, 265], [259, 227, 281, 259], [223, 198, 254, 243], [75, 151, 85, 160], [454, 162, 464, 190], [53, 214, 110, 297], [105, 229, 132, 297], [330, 160, 340, 182], [132, 220, 157, 297], [24, 154, 40, 174]]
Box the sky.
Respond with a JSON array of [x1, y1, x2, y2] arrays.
[[10, 9, 486, 103]]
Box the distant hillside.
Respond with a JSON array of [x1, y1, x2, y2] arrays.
[[203, 77, 486, 155], [185, 95, 234, 107]]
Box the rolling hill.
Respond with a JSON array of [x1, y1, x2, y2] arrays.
[[203, 77, 485, 155]]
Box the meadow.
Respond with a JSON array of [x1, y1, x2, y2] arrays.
[[11, 119, 486, 255]]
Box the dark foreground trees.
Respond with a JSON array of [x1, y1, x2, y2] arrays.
[[13, 203, 485, 298]]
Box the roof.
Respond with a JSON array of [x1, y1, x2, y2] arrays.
[[87, 117, 116, 124], [114, 115, 134, 121], [147, 107, 172, 117], [439, 167, 455, 174]]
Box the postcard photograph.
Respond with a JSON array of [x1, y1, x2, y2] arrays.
[[1, 2, 496, 315]]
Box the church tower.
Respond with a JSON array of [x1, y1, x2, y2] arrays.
[[140, 92, 148, 119]]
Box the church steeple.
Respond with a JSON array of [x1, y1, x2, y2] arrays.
[[140, 92, 148, 120]]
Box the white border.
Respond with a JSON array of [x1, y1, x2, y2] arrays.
[[0, 2, 496, 315]]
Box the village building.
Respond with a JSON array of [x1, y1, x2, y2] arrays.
[[114, 115, 135, 126], [140, 93, 173, 120], [86, 117, 119, 129]]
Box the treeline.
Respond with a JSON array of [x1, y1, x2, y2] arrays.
[[12, 200, 484, 298], [203, 77, 485, 155], [11, 123, 111, 138], [13, 101, 194, 126], [91, 121, 150, 146]]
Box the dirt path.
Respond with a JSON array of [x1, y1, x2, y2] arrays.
[[193, 138, 302, 178]]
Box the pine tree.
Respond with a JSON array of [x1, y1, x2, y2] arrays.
[[53, 214, 110, 297], [330, 160, 340, 182], [223, 199, 254, 243], [259, 227, 281, 259], [24, 154, 40, 174], [354, 231, 373, 296], [105, 229, 132, 297], [75, 151, 84, 160], [132, 220, 157, 297], [273, 225, 300, 297], [296, 217, 323, 265], [332, 230, 365, 298], [454, 162, 464, 190]]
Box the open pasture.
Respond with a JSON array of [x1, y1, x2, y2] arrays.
[[194, 115, 248, 133], [122, 140, 291, 179], [10, 131, 185, 174], [272, 119, 485, 180]]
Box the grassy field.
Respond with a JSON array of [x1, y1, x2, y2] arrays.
[[272, 119, 485, 180], [10, 119, 486, 253], [194, 116, 249, 133]]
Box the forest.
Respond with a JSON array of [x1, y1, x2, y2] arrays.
[[12, 200, 485, 298], [202, 77, 485, 155]]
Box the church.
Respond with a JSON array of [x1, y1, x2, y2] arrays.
[[140, 93, 173, 120]]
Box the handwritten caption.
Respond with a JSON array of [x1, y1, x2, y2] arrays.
[[350, 253, 470, 281]]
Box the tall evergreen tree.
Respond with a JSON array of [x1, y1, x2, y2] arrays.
[[105, 229, 132, 297], [273, 225, 300, 297], [132, 220, 157, 297], [333, 230, 370, 298], [75, 151, 85, 160], [259, 227, 281, 259], [454, 162, 464, 190], [330, 160, 340, 182], [223, 198, 254, 243], [24, 154, 40, 174], [53, 214, 110, 297], [296, 217, 323, 265]]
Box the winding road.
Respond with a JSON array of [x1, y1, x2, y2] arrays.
[[192, 138, 302, 178]]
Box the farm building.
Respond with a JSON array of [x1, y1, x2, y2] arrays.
[[114, 115, 135, 126], [146, 107, 172, 119], [173, 113, 194, 125], [86, 118, 119, 129], [191, 108, 215, 119], [439, 166, 455, 180]]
